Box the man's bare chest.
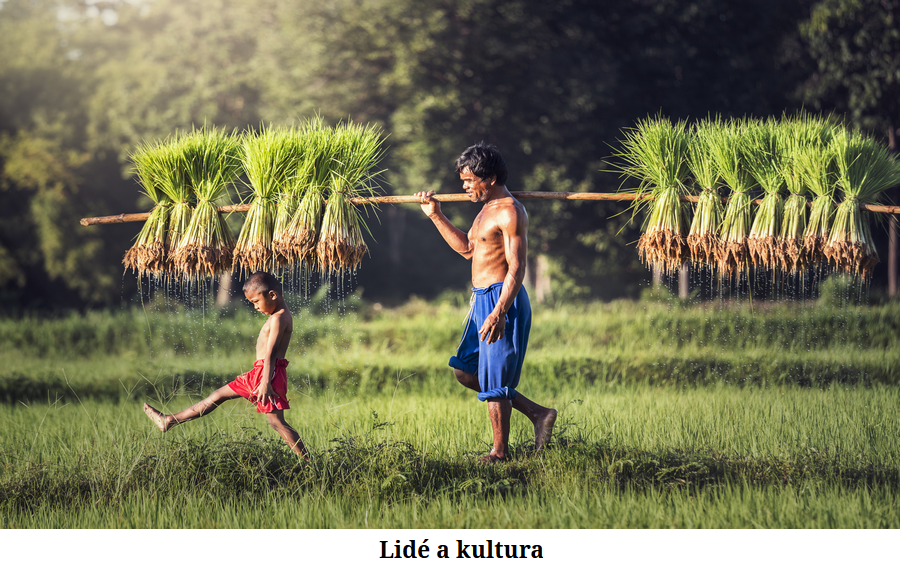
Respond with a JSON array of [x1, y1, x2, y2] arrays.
[[469, 212, 503, 246]]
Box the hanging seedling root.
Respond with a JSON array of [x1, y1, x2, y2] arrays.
[[714, 239, 748, 278], [638, 230, 687, 274], [687, 233, 719, 266], [316, 235, 368, 274], [775, 237, 807, 274], [232, 242, 273, 275]]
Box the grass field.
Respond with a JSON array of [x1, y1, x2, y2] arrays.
[[1, 289, 898, 528]]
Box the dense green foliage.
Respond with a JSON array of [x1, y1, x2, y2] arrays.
[[1, 0, 834, 309]]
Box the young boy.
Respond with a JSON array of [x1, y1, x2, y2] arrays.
[[143, 271, 308, 459]]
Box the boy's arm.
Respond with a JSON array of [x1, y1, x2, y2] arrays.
[[254, 312, 287, 405]]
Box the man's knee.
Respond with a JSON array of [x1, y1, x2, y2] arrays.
[[454, 368, 479, 391]]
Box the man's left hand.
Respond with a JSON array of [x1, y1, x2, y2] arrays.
[[479, 312, 506, 344]]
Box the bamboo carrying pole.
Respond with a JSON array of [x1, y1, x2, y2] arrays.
[[79, 192, 900, 226]]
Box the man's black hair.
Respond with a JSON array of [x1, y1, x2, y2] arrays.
[[455, 142, 508, 186], [243, 272, 283, 295]]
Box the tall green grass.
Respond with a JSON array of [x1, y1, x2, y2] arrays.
[[2, 296, 898, 403], [1, 383, 898, 528]]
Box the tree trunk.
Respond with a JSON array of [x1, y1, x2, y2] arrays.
[[652, 266, 662, 288], [889, 124, 898, 298], [215, 271, 234, 308], [678, 262, 689, 299], [534, 253, 552, 303], [385, 206, 407, 298], [890, 203, 897, 298], [524, 253, 552, 303]]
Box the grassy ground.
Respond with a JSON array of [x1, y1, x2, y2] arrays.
[[1, 294, 898, 528]]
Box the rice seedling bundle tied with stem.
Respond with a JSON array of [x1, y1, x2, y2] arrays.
[[825, 129, 900, 278], [123, 141, 172, 278], [170, 127, 242, 282], [707, 119, 755, 277], [776, 115, 830, 274], [614, 116, 692, 275], [686, 118, 725, 267], [277, 119, 335, 269], [745, 119, 786, 272], [151, 136, 196, 281], [234, 125, 302, 275], [796, 136, 838, 270], [316, 121, 387, 275]]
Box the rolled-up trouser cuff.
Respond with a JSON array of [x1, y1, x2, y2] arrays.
[[477, 387, 518, 401], [449, 356, 478, 376]]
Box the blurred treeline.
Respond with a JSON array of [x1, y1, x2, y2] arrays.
[[1, 0, 897, 311]]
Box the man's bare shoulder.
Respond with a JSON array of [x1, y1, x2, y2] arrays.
[[484, 197, 527, 233], [485, 196, 526, 220]]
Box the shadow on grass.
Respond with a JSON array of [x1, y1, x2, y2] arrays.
[[2, 417, 897, 513]]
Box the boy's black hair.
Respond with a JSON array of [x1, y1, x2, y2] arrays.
[[455, 142, 508, 186], [243, 272, 283, 295]]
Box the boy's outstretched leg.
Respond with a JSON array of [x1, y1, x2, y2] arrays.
[[453, 368, 557, 450], [143, 385, 240, 432], [266, 409, 309, 460]]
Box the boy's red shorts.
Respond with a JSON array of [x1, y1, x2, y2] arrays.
[[227, 359, 291, 413]]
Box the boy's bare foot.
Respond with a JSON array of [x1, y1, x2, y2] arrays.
[[143, 403, 172, 432], [534, 408, 557, 450]]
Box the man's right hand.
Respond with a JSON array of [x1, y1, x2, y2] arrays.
[[415, 191, 441, 218]]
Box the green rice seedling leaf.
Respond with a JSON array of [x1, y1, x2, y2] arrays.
[[709, 118, 755, 276], [825, 128, 900, 278], [745, 118, 786, 271], [772, 112, 837, 274], [687, 117, 726, 267], [317, 120, 388, 275], [795, 124, 839, 269], [123, 140, 173, 278], [612, 115, 691, 274], [282, 120, 338, 269], [234, 124, 302, 275], [170, 126, 243, 282]]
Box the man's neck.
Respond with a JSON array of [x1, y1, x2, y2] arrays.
[[482, 184, 512, 204]]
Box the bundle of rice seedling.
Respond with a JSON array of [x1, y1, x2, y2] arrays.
[[824, 129, 900, 278], [709, 119, 755, 277], [745, 119, 786, 271], [122, 141, 172, 278], [279, 121, 336, 269], [796, 132, 838, 269], [774, 114, 835, 274], [686, 118, 725, 267], [170, 127, 242, 282], [316, 121, 387, 274], [147, 135, 195, 280], [233, 125, 302, 275], [613, 116, 692, 274]]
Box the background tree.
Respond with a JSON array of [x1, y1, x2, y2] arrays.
[[16, 0, 900, 311]]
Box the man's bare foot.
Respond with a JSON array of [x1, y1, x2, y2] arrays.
[[143, 403, 172, 432], [534, 408, 557, 450], [478, 452, 510, 464]]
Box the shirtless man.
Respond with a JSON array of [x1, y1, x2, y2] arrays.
[[143, 271, 308, 459], [416, 142, 557, 463]]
